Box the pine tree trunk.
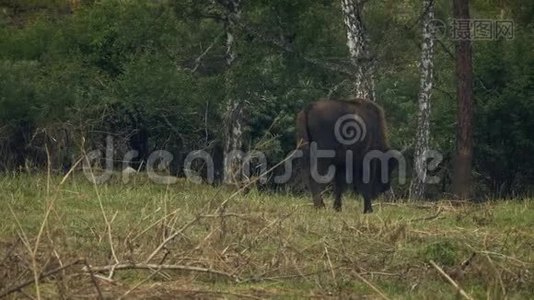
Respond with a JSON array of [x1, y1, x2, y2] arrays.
[[451, 0, 474, 199], [410, 0, 435, 200], [340, 0, 375, 102], [221, 0, 244, 187]]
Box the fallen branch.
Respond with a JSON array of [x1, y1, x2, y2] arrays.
[[246, 267, 342, 282], [0, 259, 83, 298], [379, 202, 435, 209], [351, 270, 391, 300], [83, 263, 239, 282], [476, 250, 530, 267], [429, 260, 474, 300], [410, 207, 443, 222], [200, 213, 252, 218], [82, 260, 104, 300]]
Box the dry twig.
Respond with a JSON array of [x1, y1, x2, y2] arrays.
[[0, 259, 83, 298], [430, 260, 474, 300], [410, 207, 443, 222], [144, 217, 200, 263], [82, 260, 104, 300], [351, 270, 391, 300], [84, 263, 239, 282], [82, 153, 120, 275]]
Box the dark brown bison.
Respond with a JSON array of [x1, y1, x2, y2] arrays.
[[296, 98, 397, 213]]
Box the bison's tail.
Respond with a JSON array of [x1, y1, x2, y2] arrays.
[[296, 109, 311, 149]]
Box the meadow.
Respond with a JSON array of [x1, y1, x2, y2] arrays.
[[1, 173, 533, 299]]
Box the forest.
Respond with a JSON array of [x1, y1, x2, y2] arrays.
[[1, 1, 534, 299], [0, 0, 532, 199]]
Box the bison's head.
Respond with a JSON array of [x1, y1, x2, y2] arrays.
[[365, 150, 401, 196], [378, 157, 398, 193]]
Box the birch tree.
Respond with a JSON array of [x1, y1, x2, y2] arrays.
[[340, 0, 375, 102], [218, 0, 244, 186], [410, 0, 435, 199]]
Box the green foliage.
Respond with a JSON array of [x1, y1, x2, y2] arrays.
[[0, 60, 40, 122], [421, 241, 459, 266], [0, 0, 532, 195], [473, 28, 534, 195]]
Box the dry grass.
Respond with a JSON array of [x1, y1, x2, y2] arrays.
[[1, 173, 533, 299]]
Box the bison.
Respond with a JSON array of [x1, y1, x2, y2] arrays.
[[296, 98, 397, 213]]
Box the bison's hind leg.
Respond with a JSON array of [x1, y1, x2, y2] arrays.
[[354, 181, 374, 214], [361, 185, 374, 213], [333, 167, 346, 211], [309, 177, 325, 209], [363, 195, 373, 213], [306, 152, 334, 209], [306, 163, 325, 209]]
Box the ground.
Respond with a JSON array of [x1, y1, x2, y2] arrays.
[[0, 173, 533, 299]]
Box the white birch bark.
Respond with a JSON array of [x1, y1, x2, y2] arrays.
[[340, 0, 375, 102], [221, 0, 244, 186], [410, 0, 435, 199]]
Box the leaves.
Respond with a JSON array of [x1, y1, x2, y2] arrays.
[[0, 0, 532, 194]]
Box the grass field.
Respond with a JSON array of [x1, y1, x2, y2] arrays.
[[1, 173, 533, 299]]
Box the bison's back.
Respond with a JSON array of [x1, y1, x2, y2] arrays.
[[299, 99, 388, 152]]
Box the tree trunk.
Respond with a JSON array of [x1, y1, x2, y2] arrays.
[[410, 0, 435, 200], [451, 0, 474, 199], [341, 0, 396, 199], [220, 0, 244, 187], [340, 0, 375, 102]]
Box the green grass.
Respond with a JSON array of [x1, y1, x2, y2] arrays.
[[1, 173, 533, 299]]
